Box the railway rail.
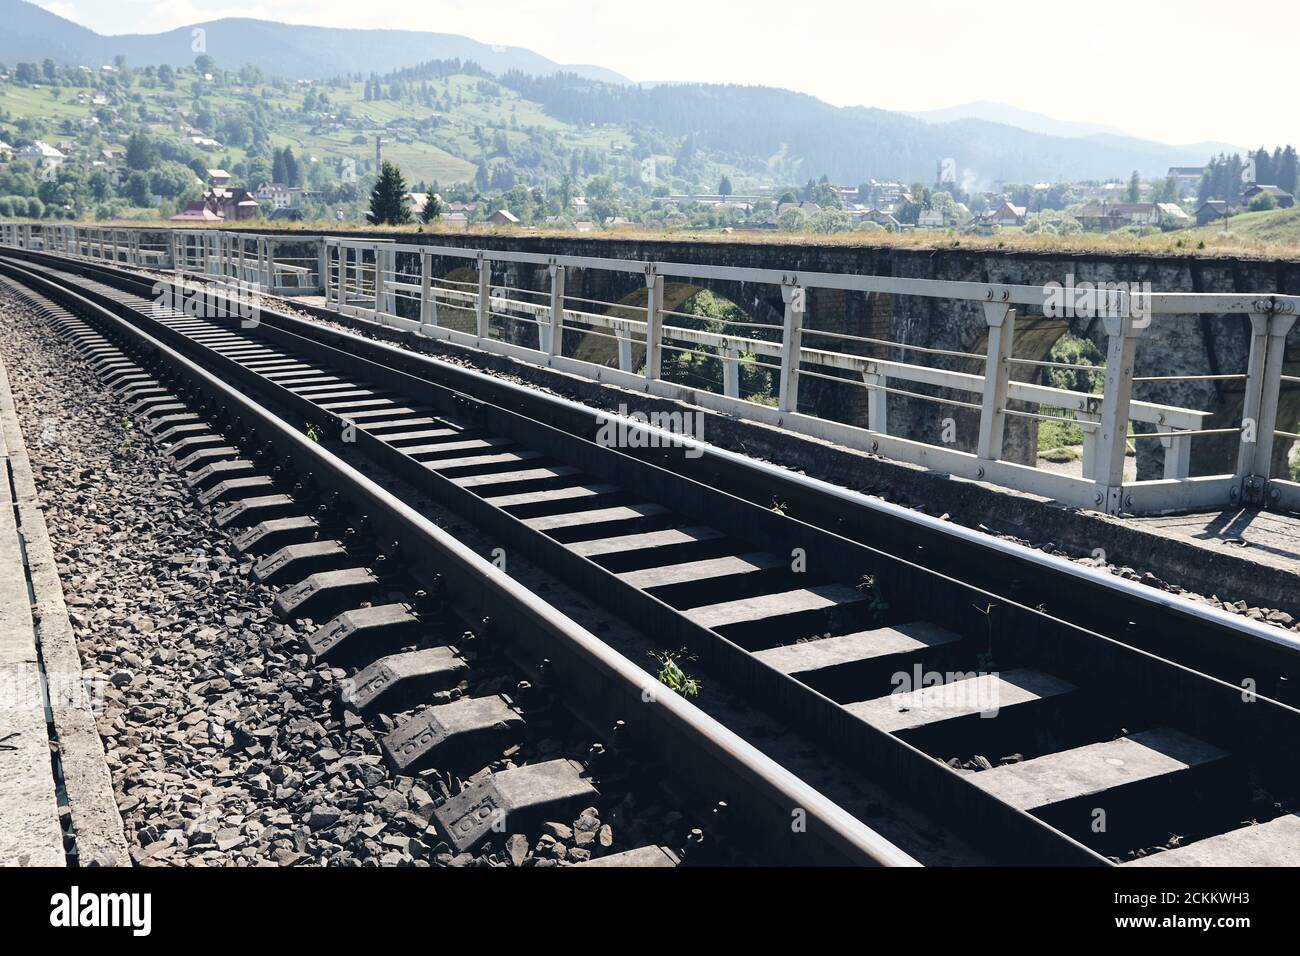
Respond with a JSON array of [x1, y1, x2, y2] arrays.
[[4, 247, 1300, 866]]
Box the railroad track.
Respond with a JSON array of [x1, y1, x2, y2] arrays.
[[5, 248, 1300, 867], [0, 256, 921, 868]]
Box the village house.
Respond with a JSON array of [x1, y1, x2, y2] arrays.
[[917, 208, 945, 229], [170, 186, 262, 222], [1195, 201, 1237, 227], [989, 201, 1027, 227], [17, 141, 65, 172], [852, 208, 901, 230], [864, 180, 908, 209], [207, 169, 232, 188], [1167, 166, 1207, 195], [254, 182, 296, 209], [1109, 203, 1161, 226], [170, 197, 224, 222], [487, 209, 520, 226], [1242, 184, 1295, 209], [1155, 202, 1191, 225]]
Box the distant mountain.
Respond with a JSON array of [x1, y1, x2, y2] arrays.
[[911, 101, 1242, 161], [910, 100, 1126, 139], [501, 75, 1234, 185], [0, 0, 629, 83]]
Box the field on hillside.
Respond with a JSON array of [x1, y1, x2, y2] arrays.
[[1178, 206, 1300, 246], [1, 69, 739, 191]]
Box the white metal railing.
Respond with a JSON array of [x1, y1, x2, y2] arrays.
[[2, 222, 1297, 517]]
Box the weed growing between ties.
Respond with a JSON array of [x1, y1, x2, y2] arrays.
[[653, 649, 701, 698], [858, 574, 889, 626], [973, 603, 999, 671]]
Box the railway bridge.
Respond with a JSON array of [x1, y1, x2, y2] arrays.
[[2, 223, 1300, 871]]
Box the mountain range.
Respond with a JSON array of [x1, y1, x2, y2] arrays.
[[0, 0, 628, 84], [1, 0, 1245, 186]]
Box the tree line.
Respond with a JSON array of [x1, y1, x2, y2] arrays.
[[1199, 147, 1299, 204]]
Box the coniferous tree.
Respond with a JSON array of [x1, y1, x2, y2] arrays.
[[1279, 147, 1299, 195], [420, 192, 443, 223], [367, 160, 412, 225], [283, 147, 299, 187]]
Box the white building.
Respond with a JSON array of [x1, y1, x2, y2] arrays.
[[17, 141, 65, 170]]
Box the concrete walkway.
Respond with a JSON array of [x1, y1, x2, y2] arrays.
[[0, 350, 127, 866], [1134, 508, 1300, 579]]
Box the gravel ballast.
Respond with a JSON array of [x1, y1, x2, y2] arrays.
[[0, 288, 667, 867]]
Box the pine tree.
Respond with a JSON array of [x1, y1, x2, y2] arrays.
[[367, 160, 412, 225], [1280, 146, 1299, 195], [271, 148, 286, 185], [283, 147, 299, 187], [420, 192, 443, 224], [1126, 170, 1141, 203]]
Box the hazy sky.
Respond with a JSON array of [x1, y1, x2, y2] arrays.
[[34, 0, 1289, 149]]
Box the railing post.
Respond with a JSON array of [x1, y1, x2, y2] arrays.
[[1094, 313, 1143, 514], [1157, 426, 1192, 480], [1079, 406, 1101, 480], [544, 262, 565, 356], [976, 302, 1015, 460], [265, 238, 276, 291], [372, 245, 385, 318], [723, 347, 740, 398], [419, 251, 435, 329], [1235, 312, 1272, 497], [341, 244, 352, 304], [318, 239, 329, 297], [778, 280, 805, 414], [476, 253, 491, 339], [864, 367, 888, 434], [616, 328, 634, 372], [644, 269, 664, 380], [1238, 310, 1298, 500]]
